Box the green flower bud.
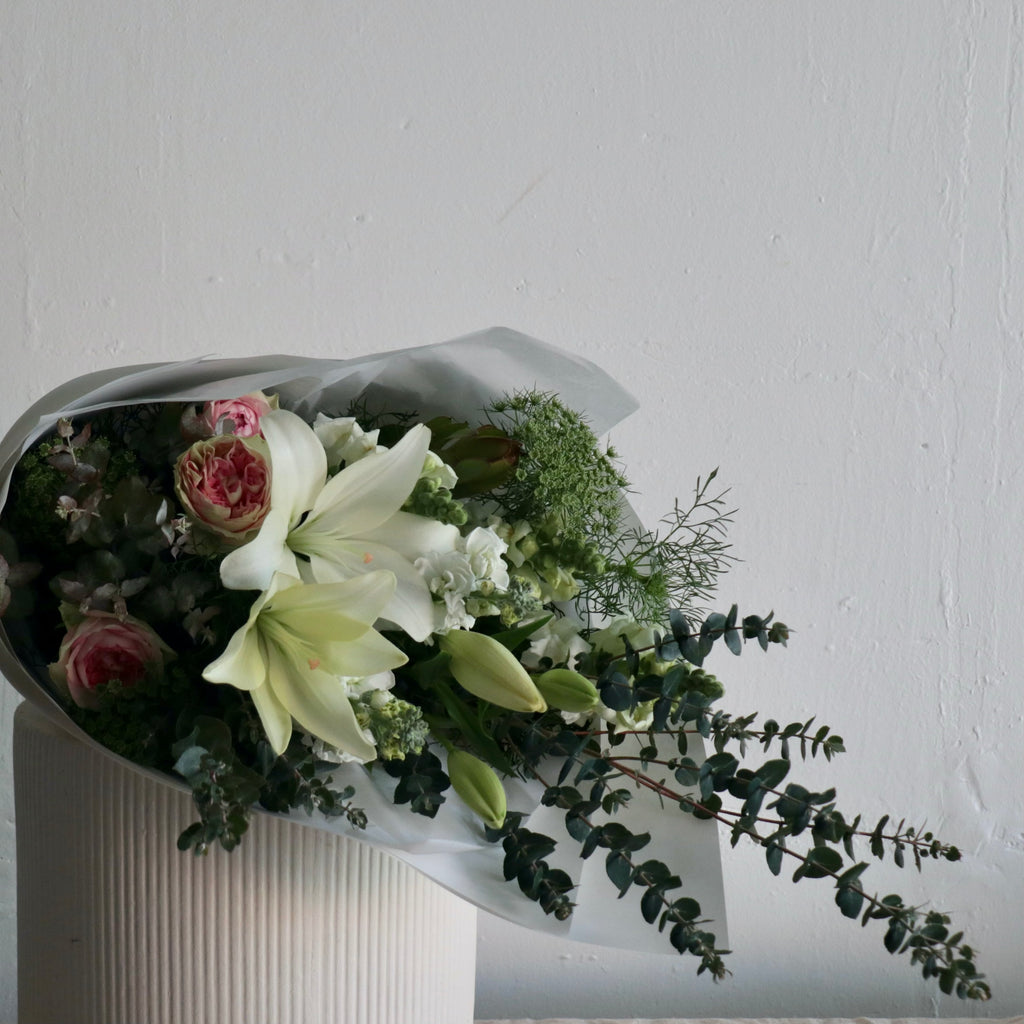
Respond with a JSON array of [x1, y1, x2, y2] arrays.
[[447, 749, 507, 829], [440, 630, 547, 713], [438, 425, 522, 498], [534, 669, 600, 713], [517, 534, 540, 561]]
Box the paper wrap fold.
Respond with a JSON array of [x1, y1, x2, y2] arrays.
[[0, 326, 728, 950]]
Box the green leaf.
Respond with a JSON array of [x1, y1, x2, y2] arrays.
[[606, 851, 634, 895], [884, 919, 907, 954], [598, 669, 632, 711], [665, 897, 701, 922], [641, 888, 663, 924], [835, 886, 864, 919], [754, 758, 791, 790], [673, 757, 701, 787], [794, 846, 843, 881], [491, 613, 553, 651]]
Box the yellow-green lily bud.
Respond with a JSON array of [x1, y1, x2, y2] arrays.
[[440, 630, 547, 713], [447, 749, 507, 829], [534, 668, 600, 713]]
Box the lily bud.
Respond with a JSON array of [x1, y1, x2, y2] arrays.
[[447, 749, 507, 829], [440, 630, 547, 713], [534, 668, 600, 713]]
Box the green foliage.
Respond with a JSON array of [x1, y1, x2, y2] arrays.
[[488, 813, 575, 921], [258, 737, 367, 829], [584, 472, 736, 623], [67, 661, 199, 768], [382, 747, 451, 818], [173, 713, 370, 854], [480, 604, 989, 999], [173, 717, 266, 853], [488, 390, 628, 545], [5, 448, 71, 554]]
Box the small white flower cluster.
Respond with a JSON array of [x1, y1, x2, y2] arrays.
[[521, 615, 591, 671], [416, 526, 511, 633], [313, 414, 383, 470]]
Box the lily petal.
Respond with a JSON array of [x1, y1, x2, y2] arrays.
[[220, 506, 299, 592], [260, 409, 328, 523], [358, 510, 460, 562], [249, 673, 294, 755], [307, 541, 437, 642], [295, 424, 430, 540], [202, 611, 269, 692], [266, 643, 377, 762], [267, 569, 397, 629], [317, 626, 407, 678]]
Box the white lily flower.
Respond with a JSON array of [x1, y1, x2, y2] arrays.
[[202, 571, 407, 757], [220, 409, 459, 641]]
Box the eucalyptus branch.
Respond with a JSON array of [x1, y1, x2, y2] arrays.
[[596, 755, 988, 999], [530, 763, 730, 980], [573, 716, 846, 762]]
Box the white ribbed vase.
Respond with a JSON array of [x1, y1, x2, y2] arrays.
[[13, 702, 477, 1024]]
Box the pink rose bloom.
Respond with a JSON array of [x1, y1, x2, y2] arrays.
[[202, 391, 277, 437], [175, 435, 272, 545], [180, 391, 278, 440], [49, 613, 169, 709]]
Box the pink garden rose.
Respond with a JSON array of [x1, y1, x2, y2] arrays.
[[174, 435, 272, 545], [179, 391, 278, 440], [49, 613, 169, 709], [181, 391, 278, 439]]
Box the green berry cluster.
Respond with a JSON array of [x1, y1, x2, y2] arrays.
[[403, 477, 468, 527], [529, 518, 607, 578], [497, 575, 544, 626], [356, 694, 430, 762]]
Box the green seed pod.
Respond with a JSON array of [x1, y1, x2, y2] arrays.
[[447, 749, 507, 829], [534, 668, 600, 713]]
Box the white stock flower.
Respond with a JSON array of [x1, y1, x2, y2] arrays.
[[415, 525, 511, 632], [464, 526, 510, 592], [488, 516, 533, 568], [415, 549, 478, 632], [522, 615, 591, 669], [313, 414, 382, 470]]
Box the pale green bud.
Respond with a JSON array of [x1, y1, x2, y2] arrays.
[[542, 566, 580, 602], [534, 669, 600, 713], [447, 749, 507, 829], [517, 533, 540, 561], [440, 630, 547, 713]]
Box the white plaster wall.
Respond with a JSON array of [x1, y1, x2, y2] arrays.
[[1, 2, 1022, 1019]]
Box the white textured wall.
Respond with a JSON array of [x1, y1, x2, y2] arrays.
[[2, 2, 1022, 1019]]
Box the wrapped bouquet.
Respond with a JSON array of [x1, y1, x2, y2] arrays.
[[0, 328, 989, 1000]]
